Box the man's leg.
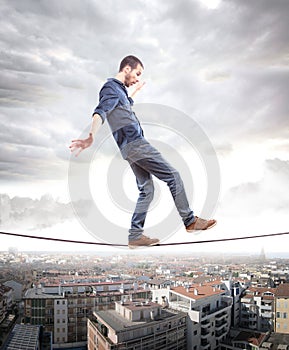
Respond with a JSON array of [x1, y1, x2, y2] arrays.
[[128, 162, 154, 241], [127, 142, 216, 247], [132, 152, 195, 228]]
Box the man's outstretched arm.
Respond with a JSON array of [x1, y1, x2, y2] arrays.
[[69, 113, 102, 157]]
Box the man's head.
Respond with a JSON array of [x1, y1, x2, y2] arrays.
[[118, 55, 144, 87], [119, 55, 144, 72]]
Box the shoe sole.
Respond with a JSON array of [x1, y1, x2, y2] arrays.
[[186, 220, 217, 233], [128, 242, 160, 249]]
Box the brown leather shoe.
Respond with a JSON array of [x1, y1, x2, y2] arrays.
[[128, 235, 160, 249], [186, 216, 217, 232]]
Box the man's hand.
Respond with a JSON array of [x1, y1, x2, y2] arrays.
[[129, 81, 146, 98], [69, 133, 94, 157]]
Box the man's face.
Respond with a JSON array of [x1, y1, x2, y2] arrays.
[[123, 64, 143, 87]]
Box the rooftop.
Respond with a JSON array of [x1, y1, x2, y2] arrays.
[[24, 288, 63, 299], [234, 330, 267, 346], [94, 303, 184, 332], [276, 283, 289, 297], [265, 332, 289, 350], [4, 324, 40, 350], [171, 283, 225, 300]]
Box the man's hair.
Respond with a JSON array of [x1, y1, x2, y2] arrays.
[[119, 55, 144, 72]]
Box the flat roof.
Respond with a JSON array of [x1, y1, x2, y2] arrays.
[[24, 289, 63, 299], [5, 324, 40, 350], [119, 300, 159, 311], [94, 308, 184, 332], [265, 333, 289, 350]]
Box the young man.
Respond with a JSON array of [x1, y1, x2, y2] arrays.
[[70, 55, 216, 248]]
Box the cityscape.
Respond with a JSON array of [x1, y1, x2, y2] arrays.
[[1, 247, 289, 349]]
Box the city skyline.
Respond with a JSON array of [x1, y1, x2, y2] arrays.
[[0, 0, 289, 253]]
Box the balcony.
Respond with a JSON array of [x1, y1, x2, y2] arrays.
[[201, 298, 232, 320], [216, 327, 227, 339], [201, 319, 210, 327], [201, 328, 210, 338], [216, 319, 227, 329], [215, 311, 227, 320], [201, 339, 210, 347], [170, 301, 190, 313], [261, 305, 272, 311]]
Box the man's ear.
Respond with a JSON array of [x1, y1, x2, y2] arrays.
[[123, 65, 132, 74]]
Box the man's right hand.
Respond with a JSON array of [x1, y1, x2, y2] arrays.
[[69, 133, 94, 157]]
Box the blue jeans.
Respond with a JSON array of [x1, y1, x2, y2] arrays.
[[126, 142, 195, 241]]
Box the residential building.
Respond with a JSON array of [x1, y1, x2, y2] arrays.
[[219, 329, 267, 350], [87, 299, 187, 350], [275, 283, 289, 334], [264, 332, 289, 350], [223, 280, 248, 327], [240, 287, 276, 332], [3, 280, 23, 302], [152, 280, 232, 350], [0, 285, 13, 323], [23, 281, 150, 348]]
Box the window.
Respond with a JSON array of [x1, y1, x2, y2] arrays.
[[277, 312, 281, 318], [284, 312, 287, 319]]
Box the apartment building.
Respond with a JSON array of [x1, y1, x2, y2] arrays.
[[152, 280, 232, 350], [23, 281, 150, 348], [240, 287, 276, 332], [3, 280, 23, 302], [0, 284, 13, 323], [87, 299, 187, 350], [275, 283, 289, 334], [223, 280, 248, 327]]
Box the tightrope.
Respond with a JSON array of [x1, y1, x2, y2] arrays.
[[1, 230, 289, 247]]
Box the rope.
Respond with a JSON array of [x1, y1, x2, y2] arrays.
[[1, 230, 289, 247]]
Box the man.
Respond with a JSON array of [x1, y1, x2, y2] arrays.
[[70, 55, 216, 248]]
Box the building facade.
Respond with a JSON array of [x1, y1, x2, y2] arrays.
[[152, 280, 232, 350], [23, 281, 150, 348], [0, 284, 13, 323], [88, 299, 187, 350], [275, 283, 289, 334], [240, 287, 276, 332]]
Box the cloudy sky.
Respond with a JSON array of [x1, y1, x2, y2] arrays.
[[0, 0, 289, 255]]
